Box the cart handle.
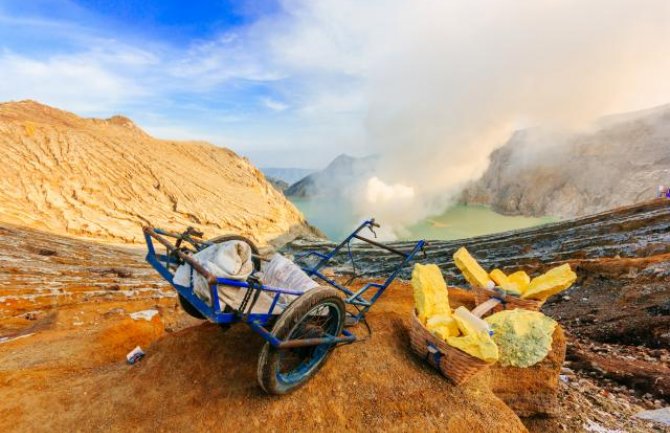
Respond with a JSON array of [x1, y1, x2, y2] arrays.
[[352, 234, 410, 258]]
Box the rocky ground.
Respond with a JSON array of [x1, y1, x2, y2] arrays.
[[0, 223, 172, 321], [1, 199, 669, 432]]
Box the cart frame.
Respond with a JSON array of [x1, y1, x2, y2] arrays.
[[143, 219, 425, 350]]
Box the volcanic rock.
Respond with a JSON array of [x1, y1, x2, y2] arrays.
[[461, 104, 670, 218]]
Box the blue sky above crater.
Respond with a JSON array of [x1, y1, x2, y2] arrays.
[[0, 0, 668, 171], [0, 0, 361, 168]]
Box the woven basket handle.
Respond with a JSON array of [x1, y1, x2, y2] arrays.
[[471, 298, 501, 318]]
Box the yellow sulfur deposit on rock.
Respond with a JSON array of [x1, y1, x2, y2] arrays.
[[485, 309, 557, 367], [489, 269, 522, 296], [521, 264, 577, 300], [446, 333, 499, 363], [453, 247, 493, 288], [507, 271, 531, 294], [426, 314, 460, 340], [411, 264, 451, 323]]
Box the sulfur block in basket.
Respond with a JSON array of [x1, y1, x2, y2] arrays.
[[489, 269, 522, 296], [507, 270, 531, 294], [521, 264, 577, 300], [426, 314, 460, 340], [453, 306, 492, 336], [411, 264, 451, 323], [445, 306, 499, 362], [446, 332, 499, 363], [453, 247, 493, 288]]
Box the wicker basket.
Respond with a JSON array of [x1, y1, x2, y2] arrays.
[[409, 311, 492, 385], [472, 286, 543, 314]]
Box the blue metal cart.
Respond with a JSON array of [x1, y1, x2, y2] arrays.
[[143, 219, 425, 394]]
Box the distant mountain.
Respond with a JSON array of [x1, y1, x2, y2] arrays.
[[284, 154, 379, 198], [261, 167, 314, 185], [461, 104, 670, 218], [266, 177, 289, 192]]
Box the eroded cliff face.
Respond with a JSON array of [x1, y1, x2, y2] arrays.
[[461, 104, 670, 218], [0, 100, 314, 245]]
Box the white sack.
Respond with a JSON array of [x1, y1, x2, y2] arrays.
[[173, 240, 254, 307], [262, 253, 320, 294], [173, 244, 318, 315]]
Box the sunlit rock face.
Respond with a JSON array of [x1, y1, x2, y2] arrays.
[[0, 100, 314, 246]]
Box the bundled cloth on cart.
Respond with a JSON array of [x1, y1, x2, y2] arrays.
[[173, 241, 318, 314]]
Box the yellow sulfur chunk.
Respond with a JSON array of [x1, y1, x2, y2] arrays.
[[489, 269, 521, 296], [446, 332, 499, 363], [426, 314, 460, 340], [521, 264, 577, 300], [453, 306, 492, 336], [411, 264, 451, 324], [507, 271, 531, 294], [489, 269, 511, 286], [453, 247, 493, 288]]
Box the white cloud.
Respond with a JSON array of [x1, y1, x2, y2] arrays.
[[1, 0, 669, 179], [0, 50, 148, 113], [261, 97, 289, 112]]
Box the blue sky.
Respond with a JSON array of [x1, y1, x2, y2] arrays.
[[0, 0, 668, 173], [0, 0, 367, 168]]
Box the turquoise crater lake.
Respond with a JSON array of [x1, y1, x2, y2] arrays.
[[290, 197, 556, 241]]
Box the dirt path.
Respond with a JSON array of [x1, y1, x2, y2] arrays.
[[1, 223, 668, 432], [1, 282, 527, 433]]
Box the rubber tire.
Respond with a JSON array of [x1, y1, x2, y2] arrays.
[[257, 286, 345, 395], [207, 234, 262, 271]]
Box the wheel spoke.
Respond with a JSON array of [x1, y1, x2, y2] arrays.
[[276, 301, 341, 383]]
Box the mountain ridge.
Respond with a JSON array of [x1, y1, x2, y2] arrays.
[[285, 153, 378, 197], [0, 100, 315, 245]]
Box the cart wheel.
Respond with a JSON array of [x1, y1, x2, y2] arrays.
[[257, 287, 345, 395], [178, 294, 206, 320]]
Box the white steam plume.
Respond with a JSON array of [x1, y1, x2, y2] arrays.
[[214, 0, 670, 238], [353, 0, 670, 237]]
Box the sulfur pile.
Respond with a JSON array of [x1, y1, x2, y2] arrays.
[[452, 247, 577, 302], [412, 258, 564, 371], [486, 309, 557, 368], [412, 263, 498, 363]]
